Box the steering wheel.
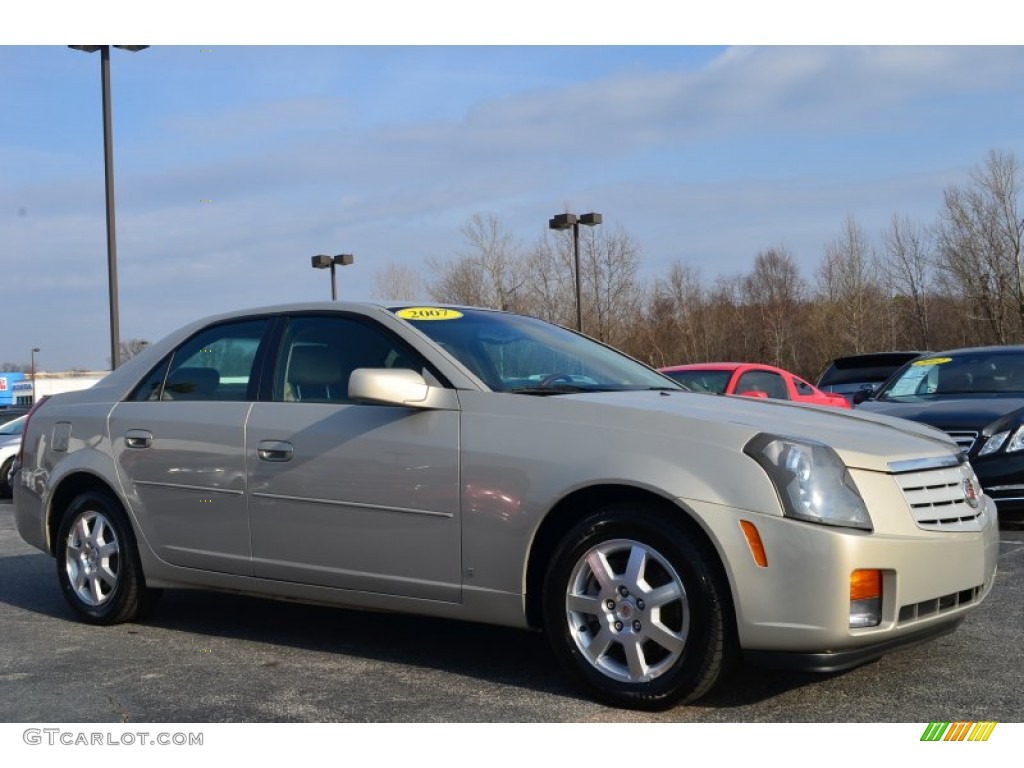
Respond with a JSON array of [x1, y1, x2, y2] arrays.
[[539, 373, 575, 387]]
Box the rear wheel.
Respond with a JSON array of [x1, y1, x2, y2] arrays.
[[0, 456, 13, 498], [543, 503, 735, 709], [55, 490, 159, 624]]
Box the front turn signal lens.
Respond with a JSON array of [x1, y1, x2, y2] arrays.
[[739, 520, 767, 568], [850, 569, 882, 628]]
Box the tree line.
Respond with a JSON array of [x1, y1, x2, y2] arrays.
[[373, 149, 1024, 382]]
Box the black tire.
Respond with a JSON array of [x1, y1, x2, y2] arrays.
[[542, 503, 736, 710], [0, 456, 13, 498], [55, 490, 160, 625]]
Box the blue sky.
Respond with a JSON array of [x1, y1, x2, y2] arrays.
[[3, 8, 1024, 370]]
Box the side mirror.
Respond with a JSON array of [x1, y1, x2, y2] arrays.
[[349, 368, 454, 409], [852, 384, 876, 405]]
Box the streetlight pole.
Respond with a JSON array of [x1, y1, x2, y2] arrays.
[[548, 212, 602, 333], [69, 45, 148, 370], [30, 347, 39, 406], [311, 254, 355, 300]]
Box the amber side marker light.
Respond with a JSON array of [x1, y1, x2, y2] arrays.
[[739, 520, 767, 567], [850, 569, 882, 628]]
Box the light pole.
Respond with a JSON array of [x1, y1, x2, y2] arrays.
[[30, 347, 39, 406], [548, 211, 602, 332], [311, 254, 355, 300], [69, 45, 149, 370]]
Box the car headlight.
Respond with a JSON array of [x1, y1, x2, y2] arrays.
[[979, 430, 1008, 456], [744, 434, 872, 531], [979, 425, 1024, 456]]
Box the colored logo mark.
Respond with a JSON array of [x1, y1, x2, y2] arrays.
[[921, 722, 997, 741]]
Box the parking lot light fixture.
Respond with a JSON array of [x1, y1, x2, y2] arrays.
[[69, 45, 149, 370], [548, 211, 602, 332], [30, 347, 40, 405], [311, 253, 354, 300]]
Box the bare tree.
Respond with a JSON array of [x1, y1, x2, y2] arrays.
[[521, 238, 574, 326], [540, 223, 644, 344], [426, 213, 530, 311], [580, 225, 644, 347], [643, 261, 717, 366], [372, 263, 424, 301], [882, 214, 935, 349], [816, 215, 886, 354], [742, 247, 806, 369], [935, 149, 1024, 344], [120, 339, 150, 362]]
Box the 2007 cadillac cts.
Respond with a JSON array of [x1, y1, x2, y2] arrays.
[[13, 304, 999, 709]]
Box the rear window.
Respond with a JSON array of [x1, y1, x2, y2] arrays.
[[817, 353, 925, 387]]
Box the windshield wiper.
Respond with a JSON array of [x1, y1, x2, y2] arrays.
[[507, 385, 596, 395]]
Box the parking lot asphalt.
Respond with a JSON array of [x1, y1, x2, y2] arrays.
[[1, 499, 1022, 723]]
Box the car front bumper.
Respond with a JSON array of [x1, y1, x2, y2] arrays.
[[686, 490, 999, 660]]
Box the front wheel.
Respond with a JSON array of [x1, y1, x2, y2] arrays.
[[55, 490, 159, 624], [543, 504, 736, 709]]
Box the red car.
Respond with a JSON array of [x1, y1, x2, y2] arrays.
[[659, 362, 851, 409]]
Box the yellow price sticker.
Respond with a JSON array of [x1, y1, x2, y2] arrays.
[[911, 357, 952, 366], [396, 307, 463, 321]]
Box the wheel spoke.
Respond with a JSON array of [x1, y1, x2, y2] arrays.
[[585, 550, 615, 590], [583, 628, 614, 665], [92, 516, 109, 546], [98, 563, 118, 589], [96, 541, 118, 559], [623, 545, 647, 590], [646, 620, 686, 655], [567, 592, 603, 616], [622, 636, 649, 681], [73, 516, 91, 546], [71, 562, 87, 594], [88, 573, 105, 603], [645, 580, 682, 609]]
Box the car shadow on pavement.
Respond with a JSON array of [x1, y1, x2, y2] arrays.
[[0, 547, 838, 713]]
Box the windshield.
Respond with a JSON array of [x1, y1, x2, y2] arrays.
[[390, 306, 683, 394], [875, 351, 1024, 400], [662, 370, 731, 394], [0, 416, 25, 436]]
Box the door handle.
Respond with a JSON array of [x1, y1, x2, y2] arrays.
[[125, 429, 153, 449], [257, 440, 294, 462]]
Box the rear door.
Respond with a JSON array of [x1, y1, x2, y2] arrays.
[[109, 317, 271, 574]]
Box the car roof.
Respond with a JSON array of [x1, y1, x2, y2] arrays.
[[825, 351, 928, 368], [660, 362, 780, 374], [925, 345, 1024, 356]]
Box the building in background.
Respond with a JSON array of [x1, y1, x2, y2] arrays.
[[1, 371, 107, 407], [0, 372, 25, 408]]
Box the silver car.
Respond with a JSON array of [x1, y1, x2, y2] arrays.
[[13, 303, 1000, 709]]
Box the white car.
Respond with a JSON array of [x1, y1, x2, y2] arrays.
[[0, 415, 25, 498]]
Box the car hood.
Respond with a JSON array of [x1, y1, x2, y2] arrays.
[[563, 390, 957, 472], [857, 395, 1024, 432]]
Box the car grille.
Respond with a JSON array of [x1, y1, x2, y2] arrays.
[[898, 585, 985, 624], [890, 459, 984, 532], [944, 430, 978, 452]]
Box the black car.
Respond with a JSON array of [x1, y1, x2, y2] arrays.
[[857, 346, 1024, 519], [817, 351, 929, 404]]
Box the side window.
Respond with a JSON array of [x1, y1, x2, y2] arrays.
[[132, 319, 269, 402], [274, 315, 428, 404], [794, 378, 814, 396], [736, 371, 790, 400]]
